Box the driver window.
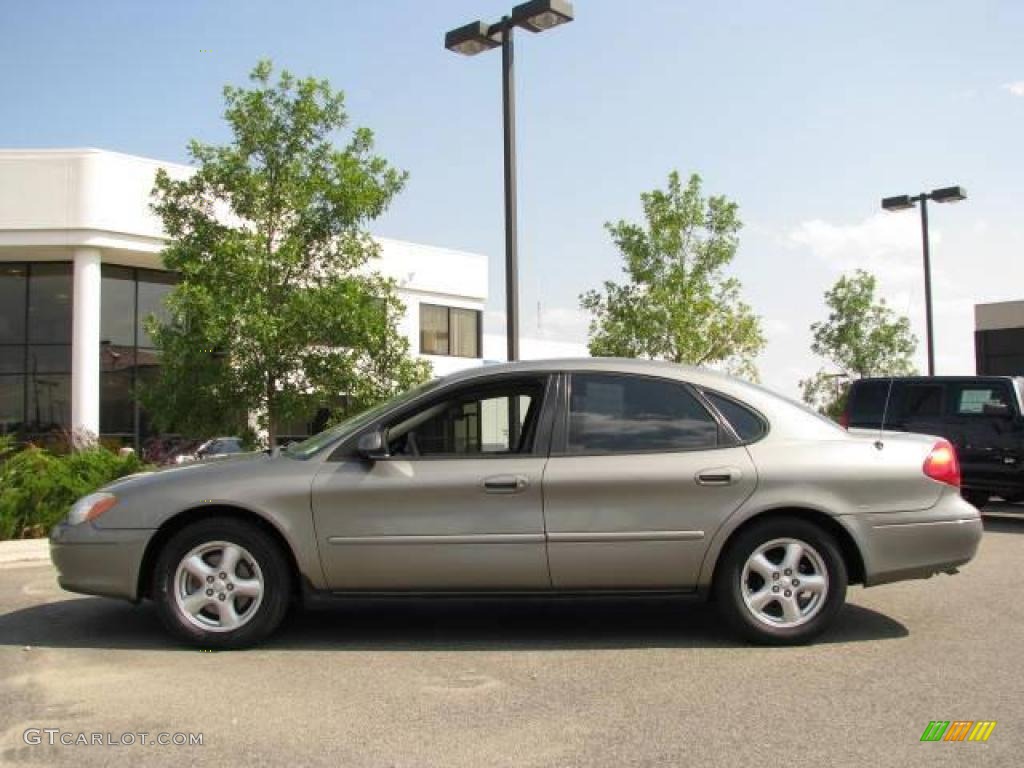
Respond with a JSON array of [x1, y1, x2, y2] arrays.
[[387, 379, 545, 458]]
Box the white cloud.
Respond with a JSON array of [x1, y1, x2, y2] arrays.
[[787, 212, 936, 287], [537, 306, 590, 341], [484, 309, 507, 334], [763, 317, 791, 336], [783, 211, 1013, 381], [486, 306, 590, 343], [1003, 81, 1024, 97]]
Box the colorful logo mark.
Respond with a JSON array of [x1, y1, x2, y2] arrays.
[[920, 721, 996, 742]]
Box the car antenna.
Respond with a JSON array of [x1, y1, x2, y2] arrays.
[[876, 376, 895, 450]]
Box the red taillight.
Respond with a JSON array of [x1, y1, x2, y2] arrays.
[[839, 410, 850, 429], [923, 440, 961, 487]]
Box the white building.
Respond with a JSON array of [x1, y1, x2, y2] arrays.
[[0, 148, 582, 449]]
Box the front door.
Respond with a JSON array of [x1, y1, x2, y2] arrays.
[[543, 372, 757, 589], [312, 375, 553, 590]]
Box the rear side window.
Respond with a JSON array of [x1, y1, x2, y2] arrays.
[[703, 391, 766, 442], [568, 374, 719, 454], [848, 381, 898, 426], [955, 385, 1012, 415], [900, 384, 943, 420]]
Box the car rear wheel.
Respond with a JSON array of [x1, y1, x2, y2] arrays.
[[714, 517, 847, 645], [152, 518, 292, 649]]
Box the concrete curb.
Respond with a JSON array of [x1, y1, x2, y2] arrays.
[[0, 538, 50, 568]]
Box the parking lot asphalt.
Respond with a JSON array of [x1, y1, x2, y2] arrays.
[[1, 508, 1022, 768]]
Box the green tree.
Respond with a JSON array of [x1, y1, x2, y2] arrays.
[[801, 269, 917, 417], [580, 171, 765, 379], [146, 61, 430, 446]]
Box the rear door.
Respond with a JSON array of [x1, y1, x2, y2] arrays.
[[542, 372, 757, 589]]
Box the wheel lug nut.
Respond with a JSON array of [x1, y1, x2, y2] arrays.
[[784, 590, 792, 598], [226, 583, 234, 591], [219, 572, 227, 579], [772, 585, 780, 593], [218, 593, 226, 601], [792, 579, 800, 587], [772, 572, 780, 580], [205, 589, 213, 596], [206, 575, 214, 583], [784, 569, 792, 576]]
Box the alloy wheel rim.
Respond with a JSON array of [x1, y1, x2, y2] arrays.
[[740, 537, 828, 628], [173, 541, 264, 633]]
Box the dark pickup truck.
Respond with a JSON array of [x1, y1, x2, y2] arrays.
[[843, 375, 1024, 508]]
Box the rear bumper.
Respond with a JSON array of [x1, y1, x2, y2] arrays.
[[844, 491, 983, 587], [49, 523, 154, 601]]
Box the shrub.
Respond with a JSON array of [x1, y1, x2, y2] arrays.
[[0, 446, 148, 540]]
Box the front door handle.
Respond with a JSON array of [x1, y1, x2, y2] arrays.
[[696, 467, 743, 486], [483, 474, 530, 494]]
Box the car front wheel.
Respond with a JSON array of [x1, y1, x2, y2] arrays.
[[152, 517, 292, 649], [714, 517, 847, 645]]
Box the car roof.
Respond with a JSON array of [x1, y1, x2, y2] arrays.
[[440, 357, 735, 386], [852, 375, 1023, 385]]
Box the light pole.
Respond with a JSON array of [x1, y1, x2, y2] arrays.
[[881, 185, 966, 376], [445, 0, 574, 363]]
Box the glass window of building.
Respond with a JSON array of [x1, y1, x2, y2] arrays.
[[0, 264, 27, 343], [27, 263, 73, 343], [98, 266, 176, 447], [137, 271, 175, 349], [0, 263, 73, 436], [419, 303, 481, 358]]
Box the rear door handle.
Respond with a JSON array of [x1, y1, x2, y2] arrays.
[[483, 474, 530, 494], [696, 467, 742, 486]]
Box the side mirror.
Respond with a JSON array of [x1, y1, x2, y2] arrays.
[[982, 402, 1012, 418], [356, 430, 389, 460]]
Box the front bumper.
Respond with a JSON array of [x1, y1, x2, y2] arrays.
[[845, 491, 983, 587], [49, 523, 155, 601]]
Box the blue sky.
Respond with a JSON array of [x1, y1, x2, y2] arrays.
[[3, 0, 1022, 394]]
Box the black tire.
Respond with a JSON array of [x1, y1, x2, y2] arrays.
[[962, 490, 990, 509], [714, 517, 848, 646], [152, 517, 292, 649]]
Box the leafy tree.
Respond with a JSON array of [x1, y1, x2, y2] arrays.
[[146, 61, 430, 446], [580, 171, 765, 379], [801, 269, 917, 417]]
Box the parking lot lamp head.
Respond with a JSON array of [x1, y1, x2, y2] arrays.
[[929, 185, 967, 204], [511, 0, 575, 32], [881, 194, 916, 211], [444, 21, 500, 56]]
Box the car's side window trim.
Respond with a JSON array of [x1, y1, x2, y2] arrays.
[[331, 372, 557, 462], [551, 371, 731, 458]]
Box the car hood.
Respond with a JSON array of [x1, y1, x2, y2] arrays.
[[104, 451, 273, 492]]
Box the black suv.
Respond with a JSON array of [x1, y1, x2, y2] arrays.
[[843, 376, 1024, 508]]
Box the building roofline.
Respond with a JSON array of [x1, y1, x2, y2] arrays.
[[0, 147, 193, 172]]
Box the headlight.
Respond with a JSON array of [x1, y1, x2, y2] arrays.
[[67, 492, 118, 526]]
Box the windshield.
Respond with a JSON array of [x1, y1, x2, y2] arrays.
[[283, 379, 442, 459]]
